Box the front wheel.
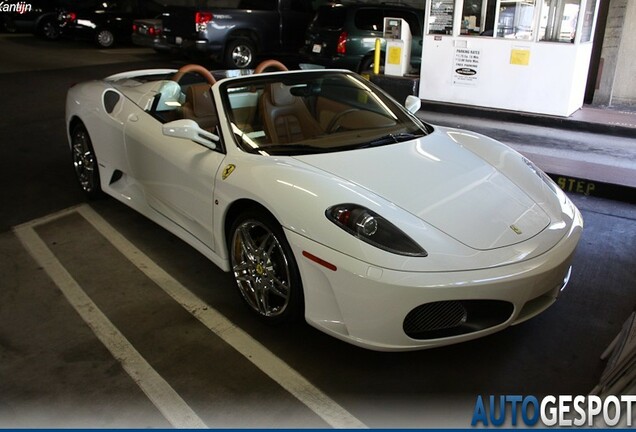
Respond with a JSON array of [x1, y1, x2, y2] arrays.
[[1, 16, 16, 33], [71, 123, 102, 199], [229, 210, 304, 323], [95, 28, 115, 48], [224, 38, 256, 69], [37, 19, 61, 40], [359, 54, 383, 74]]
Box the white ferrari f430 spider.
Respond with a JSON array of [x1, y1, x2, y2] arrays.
[[66, 60, 583, 351]]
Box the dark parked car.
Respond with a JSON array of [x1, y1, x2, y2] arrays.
[[300, 1, 424, 73], [131, 17, 177, 53], [0, 0, 74, 40], [58, 0, 165, 48]]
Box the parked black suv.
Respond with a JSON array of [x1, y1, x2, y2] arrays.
[[58, 0, 165, 48], [300, 1, 424, 73]]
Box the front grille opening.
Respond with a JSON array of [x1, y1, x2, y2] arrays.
[[514, 294, 556, 324], [403, 300, 514, 340]]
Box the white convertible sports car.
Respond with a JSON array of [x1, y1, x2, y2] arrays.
[[66, 60, 583, 351]]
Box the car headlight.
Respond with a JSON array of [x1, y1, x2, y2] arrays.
[[326, 204, 428, 257], [522, 157, 564, 200]]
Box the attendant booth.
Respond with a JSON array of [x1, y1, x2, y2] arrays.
[[419, 0, 600, 116]]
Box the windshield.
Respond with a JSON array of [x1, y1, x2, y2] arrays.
[[221, 71, 431, 156]]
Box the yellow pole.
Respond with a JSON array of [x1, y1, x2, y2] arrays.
[[374, 38, 381, 75]]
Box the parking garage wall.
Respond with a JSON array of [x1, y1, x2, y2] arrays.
[[610, 0, 636, 107]]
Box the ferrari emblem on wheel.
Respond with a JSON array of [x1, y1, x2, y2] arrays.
[[222, 164, 236, 180]]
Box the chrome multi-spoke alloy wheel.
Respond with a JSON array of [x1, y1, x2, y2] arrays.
[[231, 219, 292, 318], [232, 45, 252, 68], [71, 125, 100, 197]]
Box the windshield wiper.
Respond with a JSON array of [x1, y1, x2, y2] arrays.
[[364, 132, 426, 148]]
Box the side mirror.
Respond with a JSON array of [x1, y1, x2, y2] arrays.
[[405, 95, 421, 114], [162, 119, 219, 150]]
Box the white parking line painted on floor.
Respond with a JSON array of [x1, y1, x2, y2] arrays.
[[14, 219, 208, 429], [77, 205, 368, 429]]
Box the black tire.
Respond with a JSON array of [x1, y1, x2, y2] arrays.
[[224, 38, 256, 69], [229, 209, 304, 323], [37, 18, 61, 40], [71, 123, 102, 199], [359, 54, 383, 74], [1, 16, 16, 33], [95, 28, 115, 48], [153, 47, 172, 55]]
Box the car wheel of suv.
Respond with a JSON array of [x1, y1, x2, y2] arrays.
[[359, 55, 384, 74], [38, 19, 61, 40], [1, 16, 16, 33], [95, 28, 115, 48], [224, 38, 256, 69]]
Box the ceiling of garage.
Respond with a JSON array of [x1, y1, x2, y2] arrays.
[[162, 0, 427, 10]]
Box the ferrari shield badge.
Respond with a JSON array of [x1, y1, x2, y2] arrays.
[[222, 164, 236, 180]]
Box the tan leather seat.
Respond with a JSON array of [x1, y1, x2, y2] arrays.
[[182, 83, 218, 132], [260, 83, 322, 144]]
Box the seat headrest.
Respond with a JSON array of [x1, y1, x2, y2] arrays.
[[155, 80, 184, 111], [186, 83, 215, 118], [268, 83, 295, 106]]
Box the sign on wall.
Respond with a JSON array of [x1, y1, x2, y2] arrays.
[[452, 48, 481, 86], [510, 47, 531, 66], [429, 0, 454, 35]]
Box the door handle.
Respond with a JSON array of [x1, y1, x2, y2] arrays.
[[128, 114, 138, 122]]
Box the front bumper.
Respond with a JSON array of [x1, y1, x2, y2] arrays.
[[131, 33, 157, 48], [131, 34, 176, 52], [59, 23, 88, 37], [166, 37, 222, 57], [286, 206, 583, 351]]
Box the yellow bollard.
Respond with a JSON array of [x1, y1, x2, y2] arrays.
[[374, 38, 381, 75]]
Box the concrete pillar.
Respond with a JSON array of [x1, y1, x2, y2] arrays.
[[592, 0, 629, 106], [611, 0, 636, 107]]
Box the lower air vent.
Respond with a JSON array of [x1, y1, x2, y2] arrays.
[[403, 300, 514, 340], [404, 300, 468, 333], [109, 170, 123, 184]]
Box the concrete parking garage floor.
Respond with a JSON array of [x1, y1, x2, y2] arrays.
[[0, 33, 635, 428]]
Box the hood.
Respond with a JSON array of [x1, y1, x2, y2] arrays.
[[294, 131, 550, 251]]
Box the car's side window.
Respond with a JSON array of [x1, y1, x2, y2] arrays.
[[227, 86, 268, 144], [144, 0, 164, 16], [239, 0, 276, 11], [313, 6, 346, 30], [148, 80, 185, 124], [354, 8, 384, 32], [282, 0, 312, 13]]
